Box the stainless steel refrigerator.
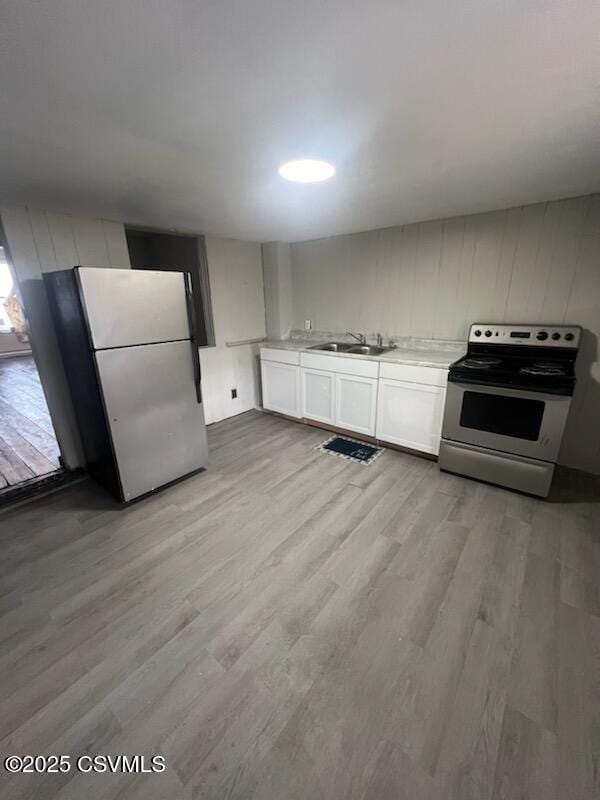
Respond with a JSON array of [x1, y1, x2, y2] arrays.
[[45, 266, 208, 502]]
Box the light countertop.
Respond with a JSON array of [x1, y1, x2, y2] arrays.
[[260, 337, 466, 369]]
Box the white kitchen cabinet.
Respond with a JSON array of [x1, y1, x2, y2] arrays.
[[335, 374, 378, 436], [262, 345, 449, 456], [261, 359, 301, 418], [302, 368, 336, 425], [376, 377, 446, 454], [299, 352, 379, 435]]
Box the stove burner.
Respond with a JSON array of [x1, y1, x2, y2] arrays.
[[520, 361, 566, 377], [461, 357, 502, 369], [533, 362, 563, 370]]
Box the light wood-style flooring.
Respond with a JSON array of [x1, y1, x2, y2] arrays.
[[1, 409, 599, 799], [0, 356, 61, 489]]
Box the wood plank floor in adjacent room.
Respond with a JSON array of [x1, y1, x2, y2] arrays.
[[0, 356, 61, 489], [0, 409, 599, 800]]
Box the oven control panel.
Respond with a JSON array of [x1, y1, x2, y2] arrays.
[[468, 324, 581, 348]]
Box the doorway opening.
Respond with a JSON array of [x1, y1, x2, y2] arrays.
[[126, 228, 215, 347], [0, 244, 62, 499]]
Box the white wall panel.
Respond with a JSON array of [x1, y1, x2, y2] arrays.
[[199, 342, 260, 425], [492, 207, 521, 321], [28, 209, 58, 273], [1, 207, 41, 281], [206, 236, 265, 345], [466, 211, 505, 326], [542, 197, 587, 323], [261, 242, 293, 341], [413, 219, 443, 339], [102, 220, 131, 267], [72, 217, 110, 266], [200, 236, 265, 424], [45, 213, 78, 269], [434, 216, 465, 341]]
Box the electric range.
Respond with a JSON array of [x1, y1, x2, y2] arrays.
[[438, 323, 581, 497]]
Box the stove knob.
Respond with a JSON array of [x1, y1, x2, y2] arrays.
[[552, 332, 561, 341], [536, 330, 548, 341], [474, 329, 482, 337], [565, 332, 575, 341], [484, 329, 493, 337]]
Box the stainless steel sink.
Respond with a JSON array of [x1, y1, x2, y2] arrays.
[[347, 345, 391, 355], [308, 342, 392, 356], [308, 342, 355, 352]]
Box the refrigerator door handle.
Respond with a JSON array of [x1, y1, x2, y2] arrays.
[[184, 273, 203, 404]]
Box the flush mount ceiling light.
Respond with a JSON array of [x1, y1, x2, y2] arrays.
[[278, 159, 335, 183]]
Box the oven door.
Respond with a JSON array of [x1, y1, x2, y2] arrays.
[[442, 381, 571, 461]]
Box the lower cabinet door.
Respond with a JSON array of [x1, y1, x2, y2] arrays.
[[334, 374, 378, 436], [261, 360, 301, 418], [302, 367, 336, 424], [376, 378, 446, 454]]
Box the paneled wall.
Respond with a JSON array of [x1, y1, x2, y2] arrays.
[[201, 236, 265, 424], [262, 241, 293, 341], [206, 236, 266, 345], [290, 194, 600, 474]]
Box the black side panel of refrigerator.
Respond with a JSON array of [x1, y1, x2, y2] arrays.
[[44, 268, 123, 500]]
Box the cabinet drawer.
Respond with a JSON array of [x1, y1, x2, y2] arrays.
[[260, 347, 300, 366], [300, 352, 379, 379], [379, 361, 447, 387]]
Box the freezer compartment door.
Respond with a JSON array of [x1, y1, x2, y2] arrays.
[[77, 267, 191, 349], [95, 340, 208, 501]]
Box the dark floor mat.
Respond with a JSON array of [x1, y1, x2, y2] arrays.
[[317, 435, 383, 465]]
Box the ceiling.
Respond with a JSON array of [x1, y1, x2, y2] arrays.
[[1, 1, 599, 243]]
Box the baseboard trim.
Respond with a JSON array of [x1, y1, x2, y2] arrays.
[[0, 350, 33, 359], [303, 418, 378, 444], [380, 440, 438, 461], [0, 469, 86, 513], [260, 408, 438, 460]]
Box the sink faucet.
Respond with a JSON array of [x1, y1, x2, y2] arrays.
[[347, 332, 366, 345], [376, 332, 383, 347]]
